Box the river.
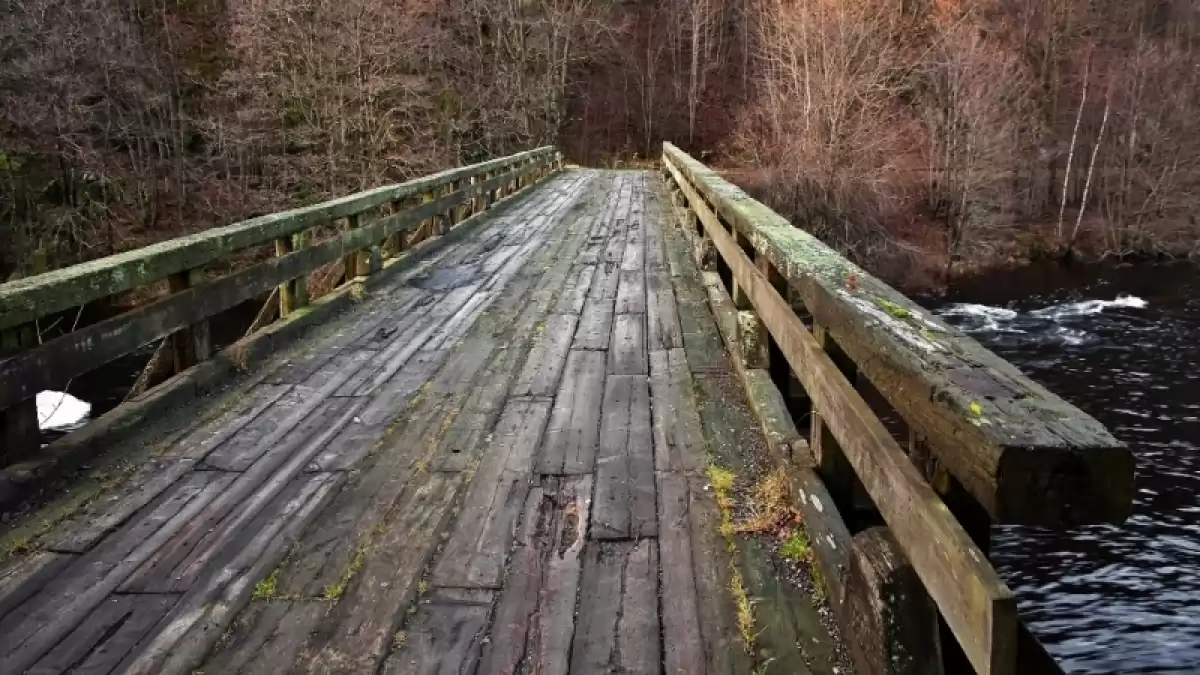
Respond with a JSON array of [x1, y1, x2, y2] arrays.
[[927, 261, 1200, 675]]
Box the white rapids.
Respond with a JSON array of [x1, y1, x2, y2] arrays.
[[37, 391, 92, 431]]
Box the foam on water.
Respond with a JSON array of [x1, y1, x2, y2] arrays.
[[37, 391, 92, 431], [939, 303, 1024, 333], [1031, 294, 1148, 319], [940, 303, 1019, 321], [938, 296, 1148, 341]]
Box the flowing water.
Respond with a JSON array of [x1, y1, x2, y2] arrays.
[[927, 262, 1200, 674]]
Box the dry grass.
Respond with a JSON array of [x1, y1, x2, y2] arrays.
[[706, 463, 757, 652], [734, 468, 800, 535]]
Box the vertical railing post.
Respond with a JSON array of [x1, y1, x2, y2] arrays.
[[167, 268, 210, 371], [1, 323, 40, 465], [292, 230, 310, 309], [438, 182, 453, 234], [384, 199, 405, 258], [453, 180, 466, 226], [342, 214, 361, 281], [419, 192, 435, 243], [276, 237, 297, 317], [692, 214, 715, 271], [731, 230, 755, 309], [810, 324, 858, 505]]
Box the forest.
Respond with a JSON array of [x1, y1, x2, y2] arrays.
[[3, 0, 1198, 290]]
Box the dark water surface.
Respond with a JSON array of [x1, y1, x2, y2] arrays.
[[927, 262, 1200, 674]]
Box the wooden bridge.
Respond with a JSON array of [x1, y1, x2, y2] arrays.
[[0, 146, 1133, 675]]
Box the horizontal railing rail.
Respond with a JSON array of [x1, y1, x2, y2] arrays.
[[0, 147, 561, 466], [0, 147, 556, 332], [661, 142, 1133, 675]]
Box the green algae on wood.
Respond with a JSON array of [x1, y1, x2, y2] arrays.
[[0, 147, 556, 332], [663, 141, 1132, 528]]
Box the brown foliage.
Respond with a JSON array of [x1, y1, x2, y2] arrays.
[[4, 0, 1200, 289], [737, 0, 1200, 289]]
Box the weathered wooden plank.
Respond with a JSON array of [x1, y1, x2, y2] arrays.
[[741, 369, 805, 459], [296, 471, 463, 674], [663, 143, 1132, 527], [645, 223, 667, 272], [277, 397, 460, 597], [592, 374, 656, 540], [785, 458, 854, 612], [649, 348, 708, 473], [120, 472, 343, 675], [667, 151, 1018, 675], [204, 394, 356, 472], [428, 335, 498, 397], [119, 366, 363, 595], [199, 599, 328, 675], [312, 350, 448, 471], [573, 297, 615, 351], [0, 471, 228, 673], [589, 261, 622, 300], [264, 291, 425, 385], [540, 350, 606, 475], [382, 592, 493, 675], [461, 346, 529, 415], [658, 472, 706, 675], [423, 291, 498, 351], [554, 264, 597, 314], [608, 313, 648, 376], [41, 459, 196, 554], [0, 148, 554, 333], [702, 271, 740, 352], [647, 270, 683, 350], [0, 552, 73, 624], [676, 298, 731, 375], [569, 540, 660, 675], [843, 526, 942, 675], [477, 478, 590, 675], [127, 410, 357, 593], [621, 236, 646, 272], [615, 269, 647, 314], [511, 314, 578, 398], [687, 475, 756, 675], [27, 594, 177, 675], [162, 383, 293, 459], [333, 285, 476, 397], [432, 411, 493, 473], [527, 476, 591, 675], [122, 412, 356, 595], [602, 227, 627, 267], [432, 399, 550, 588]]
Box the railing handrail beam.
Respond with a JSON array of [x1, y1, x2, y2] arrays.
[[0, 147, 556, 332]]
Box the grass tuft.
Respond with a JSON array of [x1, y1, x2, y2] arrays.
[[779, 530, 810, 561], [734, 469, 799, 535], [324, 544, 367, 600], [707, 462, 756, 653], [731, 565, 756, 648], [253, 569, 280, 600]]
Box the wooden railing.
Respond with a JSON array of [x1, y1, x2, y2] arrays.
[[0, 147, 561, 469], [661, 142, 1134, 675]]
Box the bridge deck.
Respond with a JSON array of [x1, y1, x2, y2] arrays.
[[0, 170, 818, 674]]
